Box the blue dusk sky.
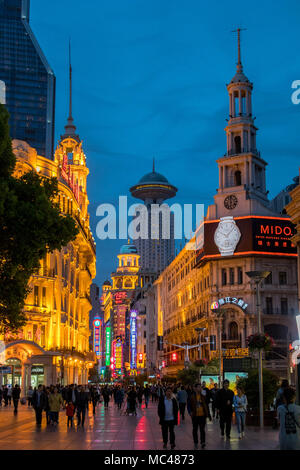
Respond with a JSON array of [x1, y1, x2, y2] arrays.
[[30, 0, 300, 287]]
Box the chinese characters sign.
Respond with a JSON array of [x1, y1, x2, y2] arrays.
[[211, 297, 248, 311], [130, 311, 137, 370]]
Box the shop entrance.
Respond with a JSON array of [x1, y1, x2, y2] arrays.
[[0, 358, 22, 386], [31, 365, 44, 388]]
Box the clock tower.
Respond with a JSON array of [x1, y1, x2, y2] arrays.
[[206, 29, 277, 221]]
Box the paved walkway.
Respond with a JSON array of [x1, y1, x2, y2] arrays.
[[0, 401, 279, 450]]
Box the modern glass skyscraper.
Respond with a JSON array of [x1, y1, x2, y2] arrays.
[[0, 0, 55, 158]]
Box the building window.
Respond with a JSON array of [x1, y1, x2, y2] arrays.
[[279, 272, 287, 285], [42, 287, 46, 307], [266, 297, 273, 314], [234, 170, 242, 186], [281, 298, 288, 315], [229, 322, 239, 340], [237, 267, 243, 285], [34, 286, 39, 306], [265, 272, 272, 284], [222, 269, 227, 286], [229, 268, 234, 285]]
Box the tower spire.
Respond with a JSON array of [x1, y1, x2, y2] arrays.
[[63, 38, 77, 137], [68, 38, 72, 121], [232, 28, 246, 73], [153, 157, 155, 173]]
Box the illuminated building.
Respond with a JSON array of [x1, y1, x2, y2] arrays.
[[130, 161, 177, 275], [100, 242, 142, 375], [152, 32, 298, 379], [0, 0, 55, 158], [0, 65, 96, 393], [286, 169, 300, 313]]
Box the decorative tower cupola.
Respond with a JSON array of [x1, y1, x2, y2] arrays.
[[226, 28, 257, 159], [206, 30, 274, 221]]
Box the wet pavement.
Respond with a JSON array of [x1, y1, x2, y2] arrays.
[[0, 400, 279, 450]]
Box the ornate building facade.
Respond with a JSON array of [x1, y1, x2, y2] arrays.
[[0, 108, 96, 393], [152, 33, 298, 380]]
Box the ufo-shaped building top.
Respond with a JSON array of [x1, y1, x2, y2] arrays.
[[130, 166, 177, 202]]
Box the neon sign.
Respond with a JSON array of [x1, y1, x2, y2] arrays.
[[105, 327, 111, 366], [211, 297, 248, 311], [93, 317, 101, 358], [130, 311, 137, 369], [114, 291, 127, 304], [114, 338, 123, 371]]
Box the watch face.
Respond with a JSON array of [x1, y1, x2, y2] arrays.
[[214, 216, 241, 256], [224, 195, 238, 210]]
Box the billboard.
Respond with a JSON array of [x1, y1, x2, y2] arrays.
[[224, 372, 248, 393], [201, 375, 219, 389], [93, 317, 101, 358], [130, 310, 137, 369], [105, 327, 112, 366], [196, 216, 296, 264]]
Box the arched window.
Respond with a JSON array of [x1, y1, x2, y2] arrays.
[[234, 136, 241, 154], [124, 279, 132, 288], [116, 279, 122, 289], [234, 170, 242, 186], [229, 321, 239, 340]]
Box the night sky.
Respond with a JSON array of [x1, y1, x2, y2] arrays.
[[30, 0, 300, 287]]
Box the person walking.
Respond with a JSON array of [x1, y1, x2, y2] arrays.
[[216, 379, 234, 439], [158, 387, 179, 449], [12, 384, 21, 414], [144, 384, 150, 409], [102, 386, 110, 409], [48, 386, 64, 426], [190, 383, 210, 449], [0, 386, 3, 407], [210, 383, 219, 419], [66, 402, 75, 427], [137, 386, 144, 408], [75, 385, 89, 428], [277, 387, 300, 450], [3, 386, 8, 406], [177, 386, 188, 421], [233, 386, 248, 439], [7, 385, 12, 405], [27, 386, 34, 407], [32, 385, 47, 426]]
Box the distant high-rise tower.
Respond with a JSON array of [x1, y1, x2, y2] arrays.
[[130, 161, 177, 274], [0, 0, 55, 158]]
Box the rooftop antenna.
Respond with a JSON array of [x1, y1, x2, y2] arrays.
[[153, 157, 155, 173]]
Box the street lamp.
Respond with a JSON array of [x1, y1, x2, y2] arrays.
[[246, 270, 270, 429], [195, 327, 206, 380]]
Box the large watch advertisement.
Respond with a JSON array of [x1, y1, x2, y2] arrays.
[[196, 216, 296, 263]]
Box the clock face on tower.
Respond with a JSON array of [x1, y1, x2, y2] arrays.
[[224, 194, 238, 210]]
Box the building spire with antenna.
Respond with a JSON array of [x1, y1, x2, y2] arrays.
[[64, 38, 77, 138], [153, 157, 155, 173]]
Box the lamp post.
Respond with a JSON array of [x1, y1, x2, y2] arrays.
[[246, 270, 270, 429], [195, 327, 206, 381]]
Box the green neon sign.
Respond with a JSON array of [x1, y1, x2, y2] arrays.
[[105, 327, 111, 366]]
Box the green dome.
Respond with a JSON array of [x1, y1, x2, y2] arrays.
[[139, 171, 169, 184], [120, 244, 138, 254]]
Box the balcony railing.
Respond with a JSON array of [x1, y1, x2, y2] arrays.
[[224, 148, 260, 158]]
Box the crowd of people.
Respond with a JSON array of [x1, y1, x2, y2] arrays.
[[0, 379, 299, 450]]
